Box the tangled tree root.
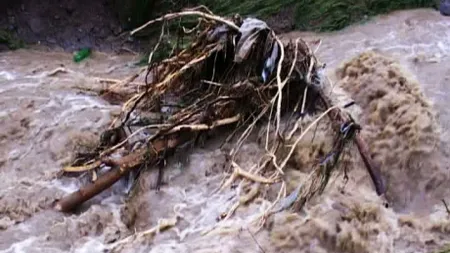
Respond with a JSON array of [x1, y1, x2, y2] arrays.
[[55, 8, 384, 226]]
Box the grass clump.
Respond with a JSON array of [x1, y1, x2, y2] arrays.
[[197, 0, 297, 17], [200, 0, 436, 31]]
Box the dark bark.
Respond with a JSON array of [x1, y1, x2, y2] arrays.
[[316, 88, 386, 196], [55, 134, 189, 212]]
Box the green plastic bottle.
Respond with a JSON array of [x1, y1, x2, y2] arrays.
[[73, 48, 91, 63]]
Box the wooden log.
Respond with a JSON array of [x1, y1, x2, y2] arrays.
[[55, 136, 185, 212], [354, 135, 385, 195], [316, 88, 386, 196], [55, 115, 241, 212]]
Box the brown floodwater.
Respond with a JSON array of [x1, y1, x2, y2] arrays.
[[0, 8, 449, 253]]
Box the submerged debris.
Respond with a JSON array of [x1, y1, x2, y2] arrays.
[[55, 8, 384, 224], [73, 48, 91, 63]]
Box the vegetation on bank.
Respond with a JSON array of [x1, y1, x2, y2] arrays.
[[119, 0, 438, 32], [294, 0, 437, 31], [113, 0, 194, 30], [0, 29, 23, 49], [0, 0, 439, 51]]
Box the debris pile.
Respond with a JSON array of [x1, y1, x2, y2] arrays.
[[55, 7, 384, 220]]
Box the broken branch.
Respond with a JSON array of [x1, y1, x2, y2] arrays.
[[315, 88, 386, 196], [55, 136, 185, 212], [131, 10, 240, 35]]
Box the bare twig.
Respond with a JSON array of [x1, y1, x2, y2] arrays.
[[120, 44, 221, 124], [183, 5, 214, 14], [148, 21, 167, 65], [316, 88, 386, 195], [232, 161, 278, 184], [63, 160, 102, 173], [442, 199, 450, 215], [313, 39, 322, 54], [201, 80, 224, 86], [167, 114, 241, 134], [275, 105, 340, 173], [46, 67, 70, 76], [131, 10, 240, 36], [246, 227, 266, 253], [109, 217, 177, 249], [220, 161, 277, 192], [99, 123, 169, 157], [273, 34, 285, 135]]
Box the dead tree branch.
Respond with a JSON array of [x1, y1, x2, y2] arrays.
[[315, 88, 386, 196]]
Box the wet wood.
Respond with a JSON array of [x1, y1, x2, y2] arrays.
[[55, 135, 186, 212], [354, 135, 385, 195], [55, 114, 241, 212], [316, 88, 386, 196]]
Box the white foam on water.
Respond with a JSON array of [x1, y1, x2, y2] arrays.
[[46, 93, 113, 127], [7, 149, 21, 160], [0, 108, 17, 118], [50, 179, 81, 194], [0, 82, 40, 94], [16, 223, 32, 234], [0, 237, 37, 253], [0, 71, 15, 81], [73, 238, 106, 253]]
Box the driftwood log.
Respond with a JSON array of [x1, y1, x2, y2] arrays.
[[55, 136, 184, 212], [55, 117, 240, 212]]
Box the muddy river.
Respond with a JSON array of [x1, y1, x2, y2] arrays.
[[0, 8, 449, 253]]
